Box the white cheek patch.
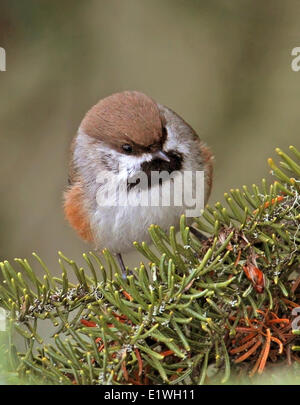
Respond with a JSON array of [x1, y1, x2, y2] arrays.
[[118, 152, 153, 177], [95, 146, 153, 180], [75, 128, 152, 173], [77, 130, 155, 180], [76, 127, 189, 183]]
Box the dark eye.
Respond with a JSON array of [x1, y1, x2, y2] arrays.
[[122, 144, 133, 153]]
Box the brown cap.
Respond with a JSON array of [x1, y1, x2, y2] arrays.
[[80, 91, 164, 154]]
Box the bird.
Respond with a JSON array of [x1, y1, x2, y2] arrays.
[[64, 90, 213, 276]]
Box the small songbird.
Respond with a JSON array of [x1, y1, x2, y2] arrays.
[[64, 91, 213, 273]]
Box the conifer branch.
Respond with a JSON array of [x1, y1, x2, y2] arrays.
[[0, 146, 299, 385]]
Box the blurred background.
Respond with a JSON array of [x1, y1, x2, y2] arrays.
[[0, 0, 299, 276]]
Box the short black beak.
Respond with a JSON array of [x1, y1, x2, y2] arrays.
[[153, 150, 170, 162]]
